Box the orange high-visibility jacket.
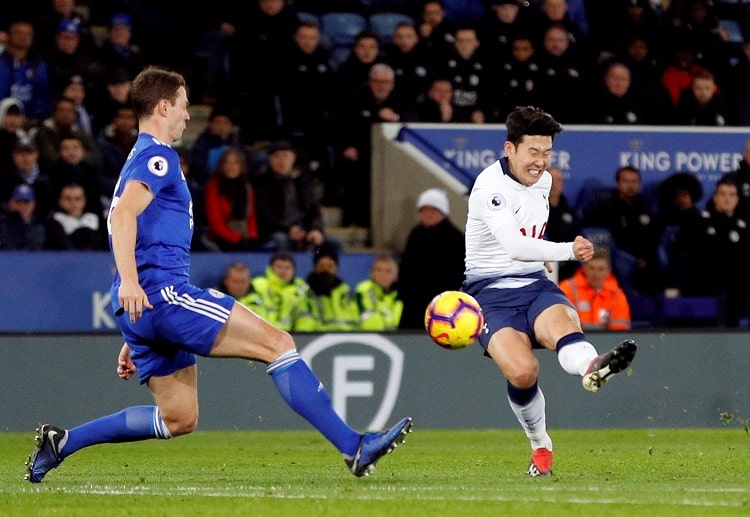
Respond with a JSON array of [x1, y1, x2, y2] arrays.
[[559, 269, 631, 330]]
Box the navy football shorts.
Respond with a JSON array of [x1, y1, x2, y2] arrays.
[[462, 272, 574, 351]]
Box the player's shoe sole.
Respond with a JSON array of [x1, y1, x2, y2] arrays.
[[582, 339, 637, 393], [527, 447, 553, 477], [24, 424, 68, 483], [346, 417, 413, 477]]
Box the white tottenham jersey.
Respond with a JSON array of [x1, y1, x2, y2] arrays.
[[464, 159, 576, 281]]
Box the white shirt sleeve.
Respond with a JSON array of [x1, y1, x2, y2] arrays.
[[493, 222, 576, 261]]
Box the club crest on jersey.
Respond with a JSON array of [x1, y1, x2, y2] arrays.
[[487, 193, 506, 210], [148, 156, 169, 177], [208, 288, 225, 298]]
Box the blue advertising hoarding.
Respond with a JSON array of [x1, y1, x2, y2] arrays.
[[397, 124, 749, 208]]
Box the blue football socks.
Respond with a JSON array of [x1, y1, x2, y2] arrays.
[[268, 351, 360, 456], [60, 405, 170, 459]]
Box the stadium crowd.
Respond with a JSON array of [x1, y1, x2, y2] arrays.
[[1, 0, 750, 327]]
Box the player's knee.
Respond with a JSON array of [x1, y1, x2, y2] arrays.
[[508, 369, 538, 388], [268, 327, 296, 356], [163, 411, 199, 436], [504, 357, 539, 388]]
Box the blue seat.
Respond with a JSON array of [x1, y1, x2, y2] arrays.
[[368, 13, 415, 45], [581, 226, 615, 250], [320, 12, 368, 48], [297, 11, 321, 26], [658, 295, 725, 327]]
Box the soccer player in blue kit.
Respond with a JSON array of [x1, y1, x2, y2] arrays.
[[461, 106, 637, 477], [25, 67, 412, 483]]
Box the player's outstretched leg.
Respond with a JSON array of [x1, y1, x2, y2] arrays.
[[582, 339, 637, 393], [24, 424, 69, 483], [346, 417, 413, 477]]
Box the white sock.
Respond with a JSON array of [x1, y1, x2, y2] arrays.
[[508, 389, 552, 451], [558, 340, 598, 376]]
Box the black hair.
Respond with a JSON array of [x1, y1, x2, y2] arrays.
[[505, 106, 563, 147]]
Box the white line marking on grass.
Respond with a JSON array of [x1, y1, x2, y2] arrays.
[[15, 484, 749, 507]]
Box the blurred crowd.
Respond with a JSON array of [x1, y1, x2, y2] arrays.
[[1, 0, 750, 327]]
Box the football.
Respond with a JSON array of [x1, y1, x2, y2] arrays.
[[424, 290, 484, 350]]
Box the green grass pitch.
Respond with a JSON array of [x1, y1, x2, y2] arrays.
[[1, 428, 749, 516]]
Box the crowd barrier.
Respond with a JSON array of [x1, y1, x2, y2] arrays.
[[1, 331, 748, 432], [0, 251, 376, 332]]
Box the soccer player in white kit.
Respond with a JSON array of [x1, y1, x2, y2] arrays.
[[461, 106, 637, 476]]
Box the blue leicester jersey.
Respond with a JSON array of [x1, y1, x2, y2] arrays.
[[109, 133, 193, 297]]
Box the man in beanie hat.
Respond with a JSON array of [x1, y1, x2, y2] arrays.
[[398, 187, 465, 329]]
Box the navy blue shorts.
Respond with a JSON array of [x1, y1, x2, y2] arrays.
[[462, 272, 574, 351], [114, 283, 235, 384]]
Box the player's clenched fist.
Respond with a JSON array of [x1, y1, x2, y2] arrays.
[[572, 236, 595, 262]]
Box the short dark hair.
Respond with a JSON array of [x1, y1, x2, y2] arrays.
[[505, 106, 563, 147], [130, 66, 186, 119], [615, 165, 640, 182]]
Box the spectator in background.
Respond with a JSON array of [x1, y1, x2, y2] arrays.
[[188, 107, 241, 188], [254, 139, 330, 252], [44, 19, 106, 102], [333, 30, 383, 97], [585, 61, 657, 124], [96, 13, 144, 84], [383, 21, 433, 105], [45, 182, 105, 250], [595, 0, 665, 67], [216, 260, 254, 298], [89, 68, 132, 136], [33, 0, 96, 59], [334, 63, 406, 227], [227, 0, 298, 145], [618, 35, 673, 121], [215, 261, 267, 319], [279, 20, 334, 174], [559, 247, 632, 331], [96, 104, 138, 202], [674, 68, 727, 125], [488, 35, 542, 122], [203, 146, 261, 251], [663, 0, 729, 80], [546, 167, 582, 281], [61, 76, 93, 136], [398, 188, 465, 329], [418, 0, 457, 60], [407, 76, 460, 122], [435, 26, 487, 123], [703, 176, 750, 326], [479, 0, 536, 65], [660, 45, 707, 107], [47, 133, 105, 221], [583, 165, 661, 296], [535, 22, 587, 123], [0, 97, 31, 174], [655, 171, 714, 296], [190, 6, 240, 104], [0, 19, 51, 129], [356, 252, 403, 331], [34, 96, 102, 171], [0, 183, 46, 249], [0, 139, 53, 219], [534, 0, 587, 46], [297, 242, 360, 331], [251, 251, 310, 331]]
